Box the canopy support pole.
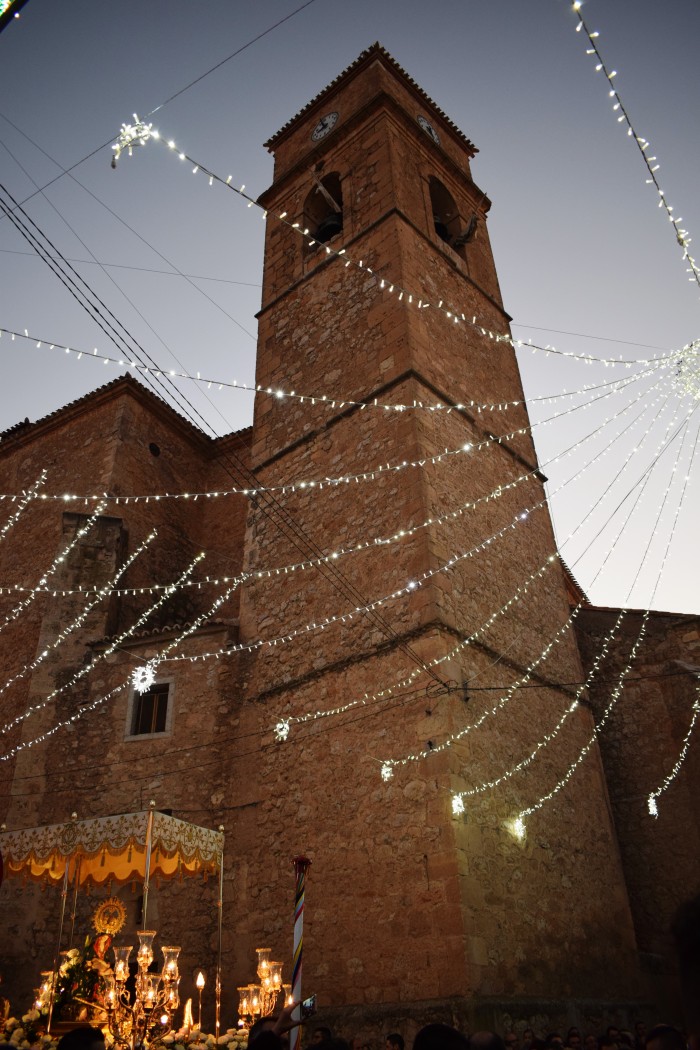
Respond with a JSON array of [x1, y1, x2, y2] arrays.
[[68, 855, 81, 948], [141, 803, 155, 929], [215, 836, 224, 1039], [47, 847, 72, 1033]]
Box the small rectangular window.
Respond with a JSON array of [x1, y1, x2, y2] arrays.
[[131, 682, 170, 736]]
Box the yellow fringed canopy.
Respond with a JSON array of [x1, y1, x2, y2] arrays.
[[0, 810, 224, 888]]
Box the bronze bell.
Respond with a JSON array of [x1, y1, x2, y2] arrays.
[[315, 213, 343, 243], [433, 215, 450, 243]]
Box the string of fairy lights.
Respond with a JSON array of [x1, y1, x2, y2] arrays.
[[271, 384, 681, 742], [381, 605, 583, 781], [0, 3, 696, 838], [0, 348, 688, 760], [111, 114, 694, 387], [565, 391, 689, 586], [648, 681, 700, 817], [452, 435, 674, 834], [0, 363, 676, 613], [0, 470, 46, 543], [1, 363, 676, 761], [0, 552, 203, 739], [642, 424, 700, 817], [496, 398, 699, 836], [504, 484, 680, 833], [0, 357, 674, 510], [0, 368, 649, 751], [1, 567, 247, 761], [56, 372, 685, 681], [0, 500, 107, 635], [272, 376, 687, 745], [371, 388, 688, 802], [0, 530, 155, 700], [0, 458, 538, 598], [571, 1, 700, 291], [508, 613, 650, 840], [0, 359, 671, 628], [0, 350, 692, 802], [0, 323, 680, 415], [1, 683, 127, 762], [274, 556, 560, 743], [451, 608, 627, 814]]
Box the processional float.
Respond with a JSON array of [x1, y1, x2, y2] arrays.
[[0, 805, 224, 1047]]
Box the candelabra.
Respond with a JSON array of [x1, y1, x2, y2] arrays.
[[237, 949, 291, 1028], [103, 931, 181, 1049]]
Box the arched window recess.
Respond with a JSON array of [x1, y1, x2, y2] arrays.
[[429, 176, 479, 255], [304, 168, 343, 247]]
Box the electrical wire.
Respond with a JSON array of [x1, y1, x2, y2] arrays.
[[0, 182, 447, 693]]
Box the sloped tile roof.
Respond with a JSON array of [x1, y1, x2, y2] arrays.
[[265, 42, 477, 156]]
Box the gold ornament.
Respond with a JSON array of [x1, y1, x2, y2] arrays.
[[92, 896, 127, 935]]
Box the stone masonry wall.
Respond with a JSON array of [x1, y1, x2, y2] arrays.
[[229, 52, 643, 1028], [0, 381, 248, 1018], [575, 607, 700, 1023]]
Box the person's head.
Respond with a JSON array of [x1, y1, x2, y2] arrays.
[[56, 1029, 105, 1050], [248, 1018, 277, 1046], [505, 1034, 518, 1050], [584, 1036, 597, 1050], [568, 1037, 582, 1050], [387, 1036, 405, 1050], [56, 1029, 106, 1050], [469, 1033, 506, 1050], [546, 1036, 564, 1049], [313, 1030, 333, 1046], [606, 1030, 620, 1046], [413, 1025, 469, 1050], [645, 1026, 686, 1050], [523, 1032, 535, 1047], [635, 1027, 647, 1043]]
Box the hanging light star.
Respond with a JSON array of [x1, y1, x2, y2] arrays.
[[647, 795, 659, 817], [112, 114, 156, 166], [274, 720, 291, 743], [451, 795, 465, 816], [676, 340, 700, 399], [132, 662, 157, 694], [512, 817, 526, 840]]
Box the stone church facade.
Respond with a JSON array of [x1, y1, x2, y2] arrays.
[[0, 45, 698, 1037]]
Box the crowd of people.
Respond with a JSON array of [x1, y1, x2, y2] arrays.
[[39, 1013, 694, 1050], [244, 1007, 694, 1050]]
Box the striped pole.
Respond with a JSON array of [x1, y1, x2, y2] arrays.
[[290, 855, 311, 1050]]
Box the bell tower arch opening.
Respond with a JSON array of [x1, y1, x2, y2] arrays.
[[304, 170, 343, 248], [428, 175, 479, 261], [429, 175, 459, 245]]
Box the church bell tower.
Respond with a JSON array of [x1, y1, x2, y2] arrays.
[[231, 45, 641, 1028]]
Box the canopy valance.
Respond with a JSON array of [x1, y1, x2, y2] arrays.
[[0, 810, 224, 888]]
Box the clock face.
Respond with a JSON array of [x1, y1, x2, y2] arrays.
[[417, 115, 440, 145], [311, 111, 339, 141]]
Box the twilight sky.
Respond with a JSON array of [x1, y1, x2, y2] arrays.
[[0, 0, 698, 614]]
